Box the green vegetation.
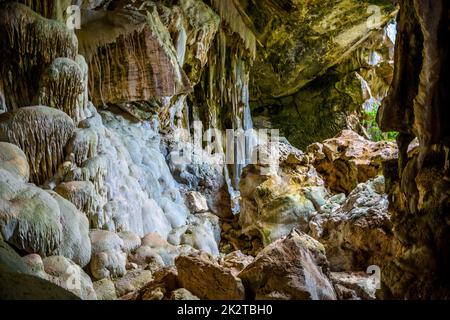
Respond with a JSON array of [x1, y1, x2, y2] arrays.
[[362, 104, 398, 142]]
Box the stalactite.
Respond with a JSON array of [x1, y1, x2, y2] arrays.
[[0, 2, 78, 111], [0, 106, 75, 186], [210, 0, 256, 59]]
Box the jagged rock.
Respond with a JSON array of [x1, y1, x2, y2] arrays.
[[93, 278, 118, 300], [167, 134, 233, 219], [239, 229, 336, 300], [114, 269, 153, 298], [375, 0, 450, 299], [0, 169, 62, 256], [48, 191, 91, 268], [176, 252, 245, 300], [0, 142, 29, 182], [36, 57, 88, 123], [239, 140, 329, 245], [118, 231, 142, 254], [309, 177, 398, 272], [0, 2, 78, 111], [77, 4, 191, 107], [170, 288, 200, 300], [185, 191, 208, 213], [219, 251, 254, 277], [0, 106, 75, 185], [42, 256, 97, 300], [243, 0, 396, 99], [89, 229, 127, 280], [177, 0, 220, 84], [330, 272, 378, 300], [126, 267, 179, 300], [250, 20, 397, 149], [307, 130, 397, 194]]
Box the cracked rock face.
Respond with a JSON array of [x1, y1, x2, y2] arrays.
[[309, 176, 399, 272], [307, 130, 398, 194], [239, 140, 327, 245], [241, 0, 396, 100], [175, 251, 245, 300]]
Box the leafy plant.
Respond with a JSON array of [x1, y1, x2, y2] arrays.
[[362, 103, 398, 142]]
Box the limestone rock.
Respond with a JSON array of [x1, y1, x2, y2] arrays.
[[131, 233, 195, 269], [12, 0, 72, 22], [178, 0, 220, 84], [239, 140, 328, 245], [77, 4, 191, 107], [114, 269, 153, 298], [0, 142, 29, 182], [22, 254, 48, 280], [36, 57, 88, 123], [185, 191, 208, 213], [0, 169, 62, 256], [48, 191, 91, 268], [0, 106, 75, 185], [176, 252, 245, 300], [239, 229, 336, 300], [330, 272, 378, 300], [118, 231, 142, 254], [243, 0, 396, 99], [375, 0, 450, 299], [55, 181, 100, 225], [309, 177, 398, 272], [0, 2, 78, 111], [168, 213, 220, 256], [219, 251, 254, 277], [307, 130, 398, 194], [169, 288, 199, 300], [89, 229, 127, 280], [43, 256, 97, 300], [93, 278, 118, 300]]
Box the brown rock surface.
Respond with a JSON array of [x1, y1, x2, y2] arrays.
[[176, 252, 245, 300], [376, 0, 450, 299], [307, 130, 397, 194], [77, 4, 191, 107], [239, 229, 336, 300], [309, 177, 398, 272]]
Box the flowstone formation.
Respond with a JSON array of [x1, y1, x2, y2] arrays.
[[1, 0, 448, 301]]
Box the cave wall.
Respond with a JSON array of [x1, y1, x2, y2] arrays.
[[251, 24, 396, 149], [378, 0, 450, 299]]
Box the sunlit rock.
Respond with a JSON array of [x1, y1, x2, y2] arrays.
[[307, 130, 398, 194]]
